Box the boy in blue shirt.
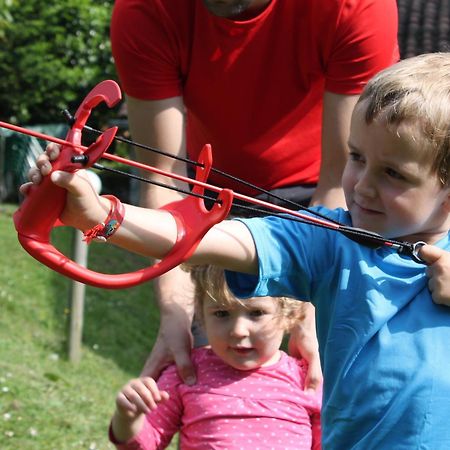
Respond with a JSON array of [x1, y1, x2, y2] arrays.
[[25, 53, 450, 448]]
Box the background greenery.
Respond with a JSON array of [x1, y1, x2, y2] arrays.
[[0, 1, 164, 447], [0, 204, 178, 449], [0, 0, 119, 126]]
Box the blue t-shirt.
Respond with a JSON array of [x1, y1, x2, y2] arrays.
[[226, 207, 450, 449]]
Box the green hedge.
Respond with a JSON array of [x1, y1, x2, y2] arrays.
[[0, 0, 118, 127]]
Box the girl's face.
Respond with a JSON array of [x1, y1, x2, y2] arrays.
[[202, 295, 285, 371], [342, 101, 450, 244]]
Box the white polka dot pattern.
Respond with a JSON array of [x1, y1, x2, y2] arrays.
[[113, 348, 322, 450]]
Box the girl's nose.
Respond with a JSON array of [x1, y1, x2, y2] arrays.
[[230, 317, 250, 338]]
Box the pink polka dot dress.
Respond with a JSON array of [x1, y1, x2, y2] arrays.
[[110, 348, 322, 449]]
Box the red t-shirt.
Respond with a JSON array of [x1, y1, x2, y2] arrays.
[[111, 0, 399, 195]]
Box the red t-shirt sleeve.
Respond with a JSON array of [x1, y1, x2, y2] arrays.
[[324, 0, 400, 94], [111, 0, 182, 99]]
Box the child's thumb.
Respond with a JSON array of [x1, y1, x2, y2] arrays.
[[50, 170, 86, 196], [418, 244, 443, 265]]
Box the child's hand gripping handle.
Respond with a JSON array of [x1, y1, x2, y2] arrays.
[[13, 80, 234, 289]]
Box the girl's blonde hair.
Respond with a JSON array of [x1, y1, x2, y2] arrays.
[[187, 264, 307, 332], [358, 52, 450, 185]]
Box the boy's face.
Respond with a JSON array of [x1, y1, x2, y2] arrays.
[[202, 295, 285, 370], [342, 100, 450, 244]]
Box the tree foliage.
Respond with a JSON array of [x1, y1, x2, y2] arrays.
[[0, 0, 118, 126]]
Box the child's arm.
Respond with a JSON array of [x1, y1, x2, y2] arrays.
[[111, 377, 170, 443], [22, 144, 258, 274], [419, 244, 450, 306]]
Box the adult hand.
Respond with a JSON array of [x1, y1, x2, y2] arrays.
[[288, 303, 322, 392], [140, 270, 197, 386], [140, 313, 196, 385], [419, 244, 450, 306]]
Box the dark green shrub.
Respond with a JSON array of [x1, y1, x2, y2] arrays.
[[0, 0, 118, 127]]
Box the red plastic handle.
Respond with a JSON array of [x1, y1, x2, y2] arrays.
[[13, 80, 233, 289]]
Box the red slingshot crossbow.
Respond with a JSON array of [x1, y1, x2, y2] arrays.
[[3, 80, 426, 290], [10, 80, 233, 289]]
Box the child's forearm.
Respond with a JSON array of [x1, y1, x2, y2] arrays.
[[106, 202, 259, 274], [108, 204, 178, 259], [111, 410, 146, 444]]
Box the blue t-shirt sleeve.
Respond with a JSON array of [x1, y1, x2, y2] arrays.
[[225, 207, 346, 300]]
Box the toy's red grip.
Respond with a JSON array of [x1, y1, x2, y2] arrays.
[[15, 187, 232, 289], [13, 81, 232, 289]]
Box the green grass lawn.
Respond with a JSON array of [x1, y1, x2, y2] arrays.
[[0, 203, 178, 449]]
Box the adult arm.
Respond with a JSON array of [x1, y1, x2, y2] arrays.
[[126, 96, 199, 384], [290, 92, 359, 391], [310, 91, 359, 209]]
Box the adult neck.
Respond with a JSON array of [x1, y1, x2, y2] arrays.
[[202, 0, 272, 21], [233, 0, 272, 20]]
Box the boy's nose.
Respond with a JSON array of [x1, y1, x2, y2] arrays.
[[354, 171, 377, 198]]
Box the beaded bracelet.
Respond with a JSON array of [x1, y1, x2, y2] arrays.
[[83, 195, 125, 244]]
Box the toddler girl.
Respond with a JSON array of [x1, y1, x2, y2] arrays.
[[109, 265, 322, 449]]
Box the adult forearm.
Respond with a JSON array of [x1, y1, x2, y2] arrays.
[[310, 182, 346, 209], [154, 267, 195, 318]]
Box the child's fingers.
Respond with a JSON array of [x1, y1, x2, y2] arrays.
[[117, 378, 169, 417], [140, 377, 170, 409], [418, 244, 444, 266], [35, 154, 53, 176], [119, 381, 153, 415], [19, 181, 34, 195], [115, 391, 140, 416], [46, 143, 61, 161], [418, 244, 450, 306]]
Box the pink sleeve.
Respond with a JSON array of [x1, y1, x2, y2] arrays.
[[310, 411, 322, 450], [109, 366, 183, 450], [324, 0, 399, 94], [109, 418, 163, 450]]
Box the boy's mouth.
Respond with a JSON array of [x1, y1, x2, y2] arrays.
[[354, 201, 382, 215]]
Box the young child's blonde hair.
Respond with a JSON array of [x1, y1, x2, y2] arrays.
[[358, 52, 450, 185], [187, 264, 306, 333]]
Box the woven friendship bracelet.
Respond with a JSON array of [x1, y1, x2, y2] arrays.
[[83, 195, 125, 244]]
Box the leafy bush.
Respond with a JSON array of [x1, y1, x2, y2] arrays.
[[0, 0, 119, 127]]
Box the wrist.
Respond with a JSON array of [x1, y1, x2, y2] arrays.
[[83, 195, 125, 243], [111, 410, 145, 443]]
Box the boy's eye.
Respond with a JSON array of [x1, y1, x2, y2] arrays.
[[249, 309, 266, 317], [385, 167, 405, 180], [348, 152, 364, 163], [213, 310, 229, 318]]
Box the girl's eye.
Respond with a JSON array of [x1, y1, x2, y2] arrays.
[[213, 310, 229, 318], [385, 167, 405, 180]]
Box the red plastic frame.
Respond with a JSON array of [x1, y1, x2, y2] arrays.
[[13, 80, 233, 289]]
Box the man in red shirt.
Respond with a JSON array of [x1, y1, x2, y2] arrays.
[[111, 0, 399, 387]]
